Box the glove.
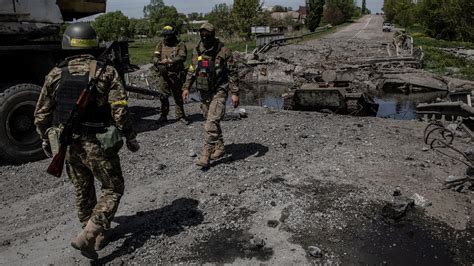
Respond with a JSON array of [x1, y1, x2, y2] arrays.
[[182, 89, 189, 103], [42, 139, 52, 158], [126, 138, 140, 153], [231, 95, 239, 108]]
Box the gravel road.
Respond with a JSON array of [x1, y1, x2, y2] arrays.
[[1, 16, 472, 265]]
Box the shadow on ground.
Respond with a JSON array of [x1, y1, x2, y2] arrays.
[[131, 105, 206, 133], [210, 143, 269, 167], [93, 198, 203, 264]]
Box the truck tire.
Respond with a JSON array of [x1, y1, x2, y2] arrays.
[[0, 83, 44, 163]]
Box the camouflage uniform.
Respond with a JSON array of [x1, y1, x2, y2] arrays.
[[183, 40, 239, 145], [152, 40, 187, 120], [34, 54, 136, 229]]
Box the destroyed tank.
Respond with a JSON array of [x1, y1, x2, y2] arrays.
[[283, 70, 379, 116], [0, 0, 106, 163]]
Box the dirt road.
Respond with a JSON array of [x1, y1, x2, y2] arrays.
[[1, 16, 473, 265]]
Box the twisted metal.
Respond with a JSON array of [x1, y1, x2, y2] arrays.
[[423, 121, 472, 168]]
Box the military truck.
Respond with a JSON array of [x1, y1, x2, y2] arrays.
[[0, 0, 154, 163]]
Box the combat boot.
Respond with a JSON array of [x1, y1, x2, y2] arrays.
[[94, 230, 108, 251], [157, 115, 168, 124], [211, 139, 225, 160], [196, 144, 213, 167], [71, 220, 103, 260]]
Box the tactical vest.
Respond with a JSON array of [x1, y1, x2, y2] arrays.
[[161, 45, 177, 61], [195, 42, 228, 92], [54, 60, 111, 127], [160, 42, 184, 72]]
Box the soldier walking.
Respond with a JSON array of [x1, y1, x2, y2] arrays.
[[182, 22, 239, 167], [34, 23, 140, 260], [153, 25, 189, 124]]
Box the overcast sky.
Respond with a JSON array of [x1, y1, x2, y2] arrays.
[[106, 0, 383, 18]]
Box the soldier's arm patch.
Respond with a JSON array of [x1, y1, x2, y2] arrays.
[[111, 100, 128, 107]]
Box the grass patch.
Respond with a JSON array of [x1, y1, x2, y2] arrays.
[[129, 41, 155, 65], [129, 21, 351, 66], [129, 36, 255, 65], [408, 27, 474, 80]]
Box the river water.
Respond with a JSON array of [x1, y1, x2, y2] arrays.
[[236, 82, 447, 120]]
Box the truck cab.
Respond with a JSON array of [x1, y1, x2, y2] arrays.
[[0, 0, 105, 163]]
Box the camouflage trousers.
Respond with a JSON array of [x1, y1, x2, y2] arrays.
[[200, 90, 228, 144], [65, 134, 124, 229], [156, 71, 186, 119]]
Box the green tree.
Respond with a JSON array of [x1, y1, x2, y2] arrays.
[[362, 0, 367, 14], [143, 0, 184, 36], [207, 3, 235, 37], [393, 0, 415, 28], [92, 11, 130, 41], [323, 0, 356, 25], [188, 12, 204, 21], [129, 18, 150, 37], [383, 0, 397, 21], [272, 5, 287, 12], [416, 0, 473, 41], [232, 0, 263, 38], [306, 0, 325, 32]]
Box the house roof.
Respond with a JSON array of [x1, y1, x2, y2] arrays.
[[271, 11, 300, 20]]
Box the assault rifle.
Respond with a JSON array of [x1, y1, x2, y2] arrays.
[[46, 44, 114, 177], [47, 41, 162, 177]]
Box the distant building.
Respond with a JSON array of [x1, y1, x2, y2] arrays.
[[270, 11, 302, 33], [298, 6, 307, 24], [187, 20, 208, 35], [270, 11, 300, 22]]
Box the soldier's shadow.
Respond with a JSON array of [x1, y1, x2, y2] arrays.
[[209, 142, 269, 167], [129, 106, 162, 133], [93, 198, 203, 264]]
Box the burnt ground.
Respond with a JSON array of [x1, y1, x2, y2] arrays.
[[1, 15, 473, 265]]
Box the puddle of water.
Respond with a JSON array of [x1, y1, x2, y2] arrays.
[[228, 82, 288, 109], [190, 82, 447, 121], [375, 92, 447, 120]]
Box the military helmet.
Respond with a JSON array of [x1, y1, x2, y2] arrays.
[[62, 22, 99, 50], [162, 25, 176, 37], [199, 22, 216, 34]]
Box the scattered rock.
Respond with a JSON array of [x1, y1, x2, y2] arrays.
[[2, 240, 11, 246], [270, 201, 277, 206], [250, 236, 266, 249], [189, 150, 197, 157], [412, 193, 432, 208], [382, 195, 415, 220], [422, 147, 430, 152], [446, 175, 465, 183], [307, 246, 323, 258], [267, 220, 279, 228], [393, 186, 401, 196]]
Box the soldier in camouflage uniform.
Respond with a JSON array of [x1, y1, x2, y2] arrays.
[[34, 23, 140, 260], [182, 22, 239, 167], [153, 25, 189, 124]]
